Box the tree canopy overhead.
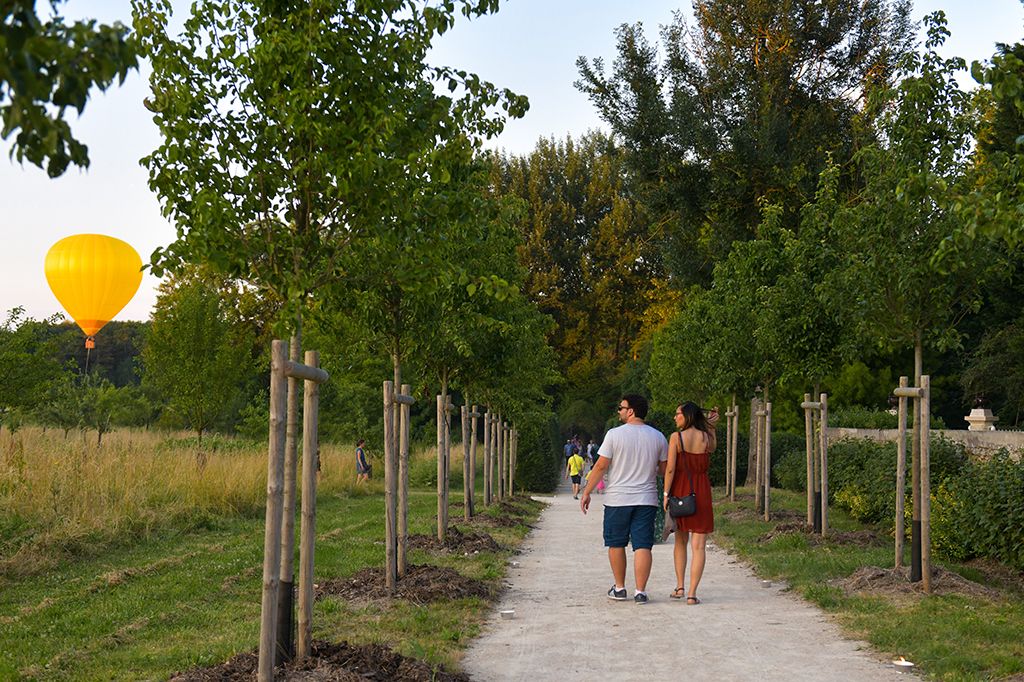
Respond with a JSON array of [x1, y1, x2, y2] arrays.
[[133, 0, 527, 325], [1, 1, 137, 176]]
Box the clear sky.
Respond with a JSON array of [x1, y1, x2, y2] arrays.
[[3, 0, 1023, 325]]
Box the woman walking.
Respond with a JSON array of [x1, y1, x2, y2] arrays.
[[663, 402, 718, 604]]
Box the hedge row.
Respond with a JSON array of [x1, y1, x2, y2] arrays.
[[773, 435, 1024, 571]]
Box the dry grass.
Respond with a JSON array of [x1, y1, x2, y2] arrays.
[[0, 426, 375, 578]]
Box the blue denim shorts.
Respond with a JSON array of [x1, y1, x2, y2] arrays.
[[603, 505, 657, 550]]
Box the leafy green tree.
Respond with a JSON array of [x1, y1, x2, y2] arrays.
[[78, 373, 119, 445], [2, 1, 137, 176], [838, 14, 991, 380], [491, 133, 666, 428], [36, 368, 82, 438], [0, 307, 60, 432], [133, 0, 526, 325], [759, 161, 858, 390], [942, 42, 1024, 255], [141, 272, 251, 444], [575, 0, 914, 281]]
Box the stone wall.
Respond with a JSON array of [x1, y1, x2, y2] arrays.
[[827, 427, 1024, 457]]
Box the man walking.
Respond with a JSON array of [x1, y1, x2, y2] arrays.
[[579, 394, 667, 604]]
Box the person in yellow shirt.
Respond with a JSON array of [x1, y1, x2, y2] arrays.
[[566, 450, 586, 499]]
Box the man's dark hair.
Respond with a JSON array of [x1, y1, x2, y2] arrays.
[[621, 394, 649, 420]]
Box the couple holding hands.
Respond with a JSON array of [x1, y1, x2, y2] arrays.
[[579, 395, 717, 605]]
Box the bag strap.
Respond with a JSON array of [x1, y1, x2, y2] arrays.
[[676, 430, 695, 495]]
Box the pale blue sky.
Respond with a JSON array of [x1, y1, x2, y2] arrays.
[[3, 0, 1022, 323]]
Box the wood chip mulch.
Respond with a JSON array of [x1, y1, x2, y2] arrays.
[[170, 639, 469, 681], [406, 526, 504, 554], [829, 565, 1004, 600], [315, 564, 493, 605]]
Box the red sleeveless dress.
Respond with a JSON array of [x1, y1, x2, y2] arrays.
[[670, 432, 714, 534]]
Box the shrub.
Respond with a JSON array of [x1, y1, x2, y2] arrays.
[[931, 451, 1024, 570], [769, 432, 805, 488], [827, 435, 968, 527], [774, 443, 807, 492]]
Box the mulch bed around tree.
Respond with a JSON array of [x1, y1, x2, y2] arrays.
[[469, 512, 533, 529], [170, 639, 469, 681], [407, 526, 504, 554], [829, 565, 1004, 600], [315, 564, 492, 605], [758, 522, 883, 547], [960, 558, 1024, 595]]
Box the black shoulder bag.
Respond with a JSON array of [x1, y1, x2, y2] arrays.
[[667, 431, 697, 518]]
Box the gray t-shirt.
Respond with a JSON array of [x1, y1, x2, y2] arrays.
[[597, 422, 668, 507]]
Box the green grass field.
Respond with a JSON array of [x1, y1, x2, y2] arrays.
[[714, 487, 1024, 681], [0, 428, 541, 681]]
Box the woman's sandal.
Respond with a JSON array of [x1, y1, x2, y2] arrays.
[[670, 587, 686, 599], [686, 596, 701, 605]]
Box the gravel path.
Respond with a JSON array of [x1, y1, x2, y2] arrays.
[[462, 484, 912, 681]]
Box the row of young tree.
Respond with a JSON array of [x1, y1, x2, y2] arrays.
[[485, 4, 1024, 434], [4, 1, 564, 489], [8, 1, 1024, 448]]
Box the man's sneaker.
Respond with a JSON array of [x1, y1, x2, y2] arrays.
[[634, 592, 649, 605], [607, 586, 628, 601]]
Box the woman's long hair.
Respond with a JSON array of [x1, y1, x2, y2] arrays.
[[678, 401, 711, 434]]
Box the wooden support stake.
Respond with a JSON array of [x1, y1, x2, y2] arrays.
[[436, 395, 445, 542], [398, 384, 412, 577], [764, 402, 772, 521], [296, 351, 320, 660], [819, 393, 829, 539], [895, 376, 908, 569], [444, 395, 452, 534], [724, 406, 733, 498], [755, 408, 765, 514], [383, 381, 397, 590], [506, 424, 513, 497], [730, 397, 739, 502], [276, 335, 301, 664], [483, 412, 491, 507], [496, 415, 504, 501], [921, 376, 932, 593], [511, 427, 517, 497], [258, 341, 288, 682], [469, 406, 479, 517], [803, 393, 813, 526], [462, 405, 471, 522]]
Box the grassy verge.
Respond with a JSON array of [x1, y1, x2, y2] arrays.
[[714, 486, 1024, 681], [0, 431, 545, 680]]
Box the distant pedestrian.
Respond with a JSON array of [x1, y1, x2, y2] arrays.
[[563, 439, 574, 463], [664, 402, 718, 604], [566, 449, 585, 499], [579, 394, 668, 605], [355, 439, 371, 483]]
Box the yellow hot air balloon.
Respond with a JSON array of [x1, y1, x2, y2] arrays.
[[44, 234, 143, 348]]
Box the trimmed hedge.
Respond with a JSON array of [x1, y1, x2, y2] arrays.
[[931, 451, 1024, 570]]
